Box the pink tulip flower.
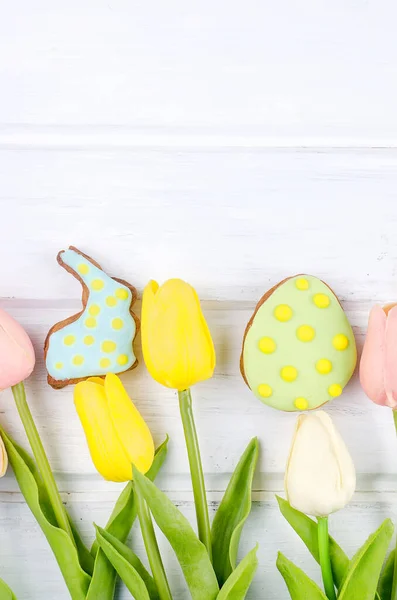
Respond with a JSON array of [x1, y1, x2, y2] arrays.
[[0, 308, 35, 389], [360, 304, 397, 408]]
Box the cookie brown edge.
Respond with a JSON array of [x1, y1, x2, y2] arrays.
[[239, 274, 343, 388], [44, 246, 140, 389]]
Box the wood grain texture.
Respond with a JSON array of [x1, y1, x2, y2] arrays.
[[1, 0, 397, 597], [1, 0, 397, 144], [0, 148, 397, 301]]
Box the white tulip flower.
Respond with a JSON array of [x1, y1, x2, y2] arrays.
[[285, 411, 356, 517]]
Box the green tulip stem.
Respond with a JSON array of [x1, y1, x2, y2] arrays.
[[391, 410, 397, 600], [178, 388, 212, 561], [134, 482, 172, 600], [318, 516, 336, 600], [11, 381, 74, 543]]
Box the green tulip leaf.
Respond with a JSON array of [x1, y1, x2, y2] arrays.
[[96, 526, 159, 599], [3, 428, 94, 577], [90, 436, 169, 558], [378, 550, 394, 600], [0, 577, 17, 599], [217, 546, 258, 600], [90, 482, 135, 560], [338, 519, 393, 600], [212, 438, 259, 586], [0, 428, 91, 600], [133, 467, 219, 600], [93, 529, 151, 600], [67, 515, 95, 576], [87, 438, 169, 600], [277, 552, 328, 600], [276, 496, 348, 588]]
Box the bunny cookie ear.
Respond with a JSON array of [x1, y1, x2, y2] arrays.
[[44, 246, 139, 389]]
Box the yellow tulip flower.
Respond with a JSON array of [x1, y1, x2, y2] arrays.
[[141, 279, 216, 390], [74, 373, 154, 482]]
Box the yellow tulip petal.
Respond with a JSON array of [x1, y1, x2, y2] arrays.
[[142, 278, 216, 390], [104, 374, 155, 475], [74, 381, 133, 482], [87, 376, 105, 386]]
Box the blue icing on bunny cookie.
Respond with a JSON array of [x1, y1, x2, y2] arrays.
[[45, 247, 138, 388]]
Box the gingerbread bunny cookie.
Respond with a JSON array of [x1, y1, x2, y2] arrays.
[[45, 246, 138, 389]]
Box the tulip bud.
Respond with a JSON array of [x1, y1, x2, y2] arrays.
[[0, 308, 35, 389], [74, 373, 154, 482], [285, 411, 356, 517], [141, 279, 216, 390], [0, 434, 8, 477], [360, 304, 397, 408]]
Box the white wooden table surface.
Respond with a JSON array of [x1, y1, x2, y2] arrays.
[[1, 1, 397, 598]]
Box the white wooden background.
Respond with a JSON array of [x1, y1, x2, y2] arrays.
[[1, 1, 397, 598]]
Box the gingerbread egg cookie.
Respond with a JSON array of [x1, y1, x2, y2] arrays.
[[45, 246, 138, 389], [240, 275, 356, 411]]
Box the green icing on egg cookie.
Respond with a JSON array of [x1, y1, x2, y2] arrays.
[[240, 275, 357, 411]]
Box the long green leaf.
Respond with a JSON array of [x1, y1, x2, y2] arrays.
[[90, 482, 135, 560], [90, 436, 169, 558], [87, 438, 169, 600], [338, 519, 393, 600], [10, 438, 94, 577], [378, 550, 394, 600], [212, 438, 259, 586], [0, 577, 17, 599], [96, 526, 159, 599], [277, 552, 328, 600], [0, 428, 91, 600], [217, 546, 258, 600], [276, 496, 348, 588], [94, 527, 151, 600], [133, 467, 219, 600], [68, 515, 95, 576]]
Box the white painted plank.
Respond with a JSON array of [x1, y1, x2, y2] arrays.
[[0, 148, 397, 301], [1, 1, 397, 143], [0, 494, 395, 599], [0, 299, 394, 489]]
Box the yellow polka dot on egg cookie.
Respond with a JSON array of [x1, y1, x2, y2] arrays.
[[106, 296, 117, 307], [91, 279, 104, 291], [102, 341, 117, 353], [78, 263, 89, 275], [115, 288, 129, 300], [329, 384, 342, 397], [55, 362, 63, 370], [63, 334, 75, 346], [281, 366, 298, 382], [295, 278, 309, 291], [313, 293, 330, 308], [258, 384, 273, 398], [117, 354, 129, 366], [294, 397, 308, 410], [100, 358, 111, 368], [316, 359, 332, 375], [274, 304, 293, 322], [73, 355, 84, 366], [112, 318, 124, 330], [296, 325, 315, 342], [89, 304, 101, 316], [84, 335, 95, 346], [333, 334, 349, 351], [85, 317, 97, 328], [258, 337, 276, 354]]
